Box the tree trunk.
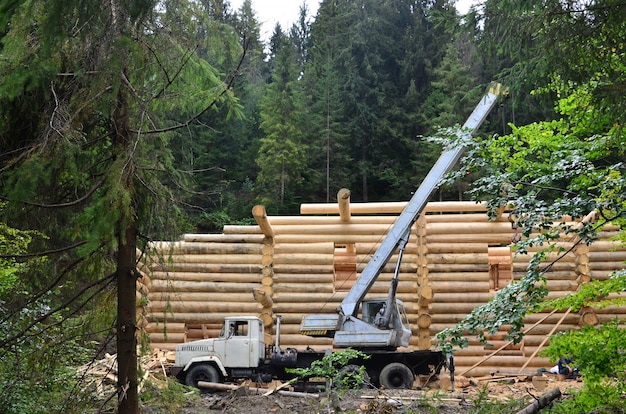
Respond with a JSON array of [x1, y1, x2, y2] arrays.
[[111, 28, 139, 413], [117, 222, 139, 413]]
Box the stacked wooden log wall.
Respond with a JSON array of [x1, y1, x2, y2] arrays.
[[141, 195, 625, 377], [140, 233, 266, 349]]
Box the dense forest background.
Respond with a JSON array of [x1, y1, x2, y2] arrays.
[[1, 0, 625, 413]]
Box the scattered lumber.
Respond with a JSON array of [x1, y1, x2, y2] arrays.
[[197, 381, 318, 398], [76, 349, 175, 397]]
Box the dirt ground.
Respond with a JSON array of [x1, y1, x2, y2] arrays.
[[176, 375, 584, 414]]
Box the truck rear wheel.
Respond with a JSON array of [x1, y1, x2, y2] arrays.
[[379, 362, 414, 389], [334, 364, 371, 389], [185, 364, 221, 388]]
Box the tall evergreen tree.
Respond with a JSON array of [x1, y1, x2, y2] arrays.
[[0, 1, 240, 412], [256, 27, 307, 211]]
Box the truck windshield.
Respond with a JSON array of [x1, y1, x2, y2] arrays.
[[397, 303, 410, 327]]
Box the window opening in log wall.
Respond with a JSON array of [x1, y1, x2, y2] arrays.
[[334, 243, 357, 291], [488, 245, 513, 291]]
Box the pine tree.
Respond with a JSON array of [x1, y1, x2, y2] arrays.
[[0, 1, 240, 412], [256, 27, 307, 211]]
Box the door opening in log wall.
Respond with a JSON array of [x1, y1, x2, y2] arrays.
[[334, 243, 357, 291], [488, 245, 513, 291]]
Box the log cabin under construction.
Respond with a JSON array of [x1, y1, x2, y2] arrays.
[[138, 194, 626, 377]]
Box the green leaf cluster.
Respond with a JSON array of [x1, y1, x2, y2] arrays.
[[543, 319, 626, 412], [286, 349, 370, 392]]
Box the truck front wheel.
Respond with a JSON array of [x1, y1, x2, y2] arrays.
[[379, 363, 414, 389], [185, 364, 221, 388]]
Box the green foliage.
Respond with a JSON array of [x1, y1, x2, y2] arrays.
[[543, 319, 626, 412], [0, 214, 42, 296], [0, 311, 101, 414], [540, 270, 626, 312], [140, 377, 201, 413], [286, 349, 370, 392], [197, 209, 231, 233]]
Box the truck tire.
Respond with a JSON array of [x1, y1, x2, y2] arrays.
[[334, 364, 371, 389], [185, 364, 221, 388], [379, 362, 414, 389]]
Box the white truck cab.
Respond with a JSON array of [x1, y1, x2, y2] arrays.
[[173, 316, 266, 386]]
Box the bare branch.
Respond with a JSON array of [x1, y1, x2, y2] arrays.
[[0, 240, 89, 259], [4, 175, 107, 208], [0, 271, 116, 349]]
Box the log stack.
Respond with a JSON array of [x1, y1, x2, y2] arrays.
[[142, 234, 265, 349], [139, 194, 624, 376]]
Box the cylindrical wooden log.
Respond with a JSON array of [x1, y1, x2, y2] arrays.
[[589, 250, 626, 262], [428, 272, 489, 282], [149, 272, 262, 283], [182, 233, 266, 243], [273, 234, 401, 244], [272, 292, 344, 302], [579, 310, 599, 326], [588, 240, 626, 251], [589, 261, 626, 270], [433, 291, 494, 302], [428, 263, 492, 272], [356, 261, 417, 273], [148, 301, 262, 313], [271, 284, 335, 294], [149, 263, 263, 274], [544, 280, 579, 291], [426, 222, 514, 235], [273, 242, 335, 254], [273, 223, 394, 235], [337, 188, 351, 222], [252, 205, 274, 237], [419, 285, 433, 300], [148, 312, 259, 324], [261, 255, 272, 266], [164, 254, 262, 264], [426, 253, 489, 264], [426, 243, 489, 254], [272, 264, 335, 274], [272, 273, 334, 283], [253, 288, 274, 308], [432, 281, 494, 296], [427, 232, 516, 242], [300, 200, 487, 215], [426, 213, 507, 223], [148, 292, 256, 303], [272, 253, 334, 265], [222, 225, 263, 234], [523, 312, 580, 324], [149, 332, 187, 343], [149, 280, 262, 293], [186, 328, 220, 339], [416, 313, 432, 329], [452, 355, 551, 368], [149, 241, 264, 255], [145, 322, 187, 333], [354, 243, 418, 254], [515, 388, 562, 414], [270, 215, 399, 225]]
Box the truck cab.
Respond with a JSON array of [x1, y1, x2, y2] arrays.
[[173, 316, 265, 386]]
